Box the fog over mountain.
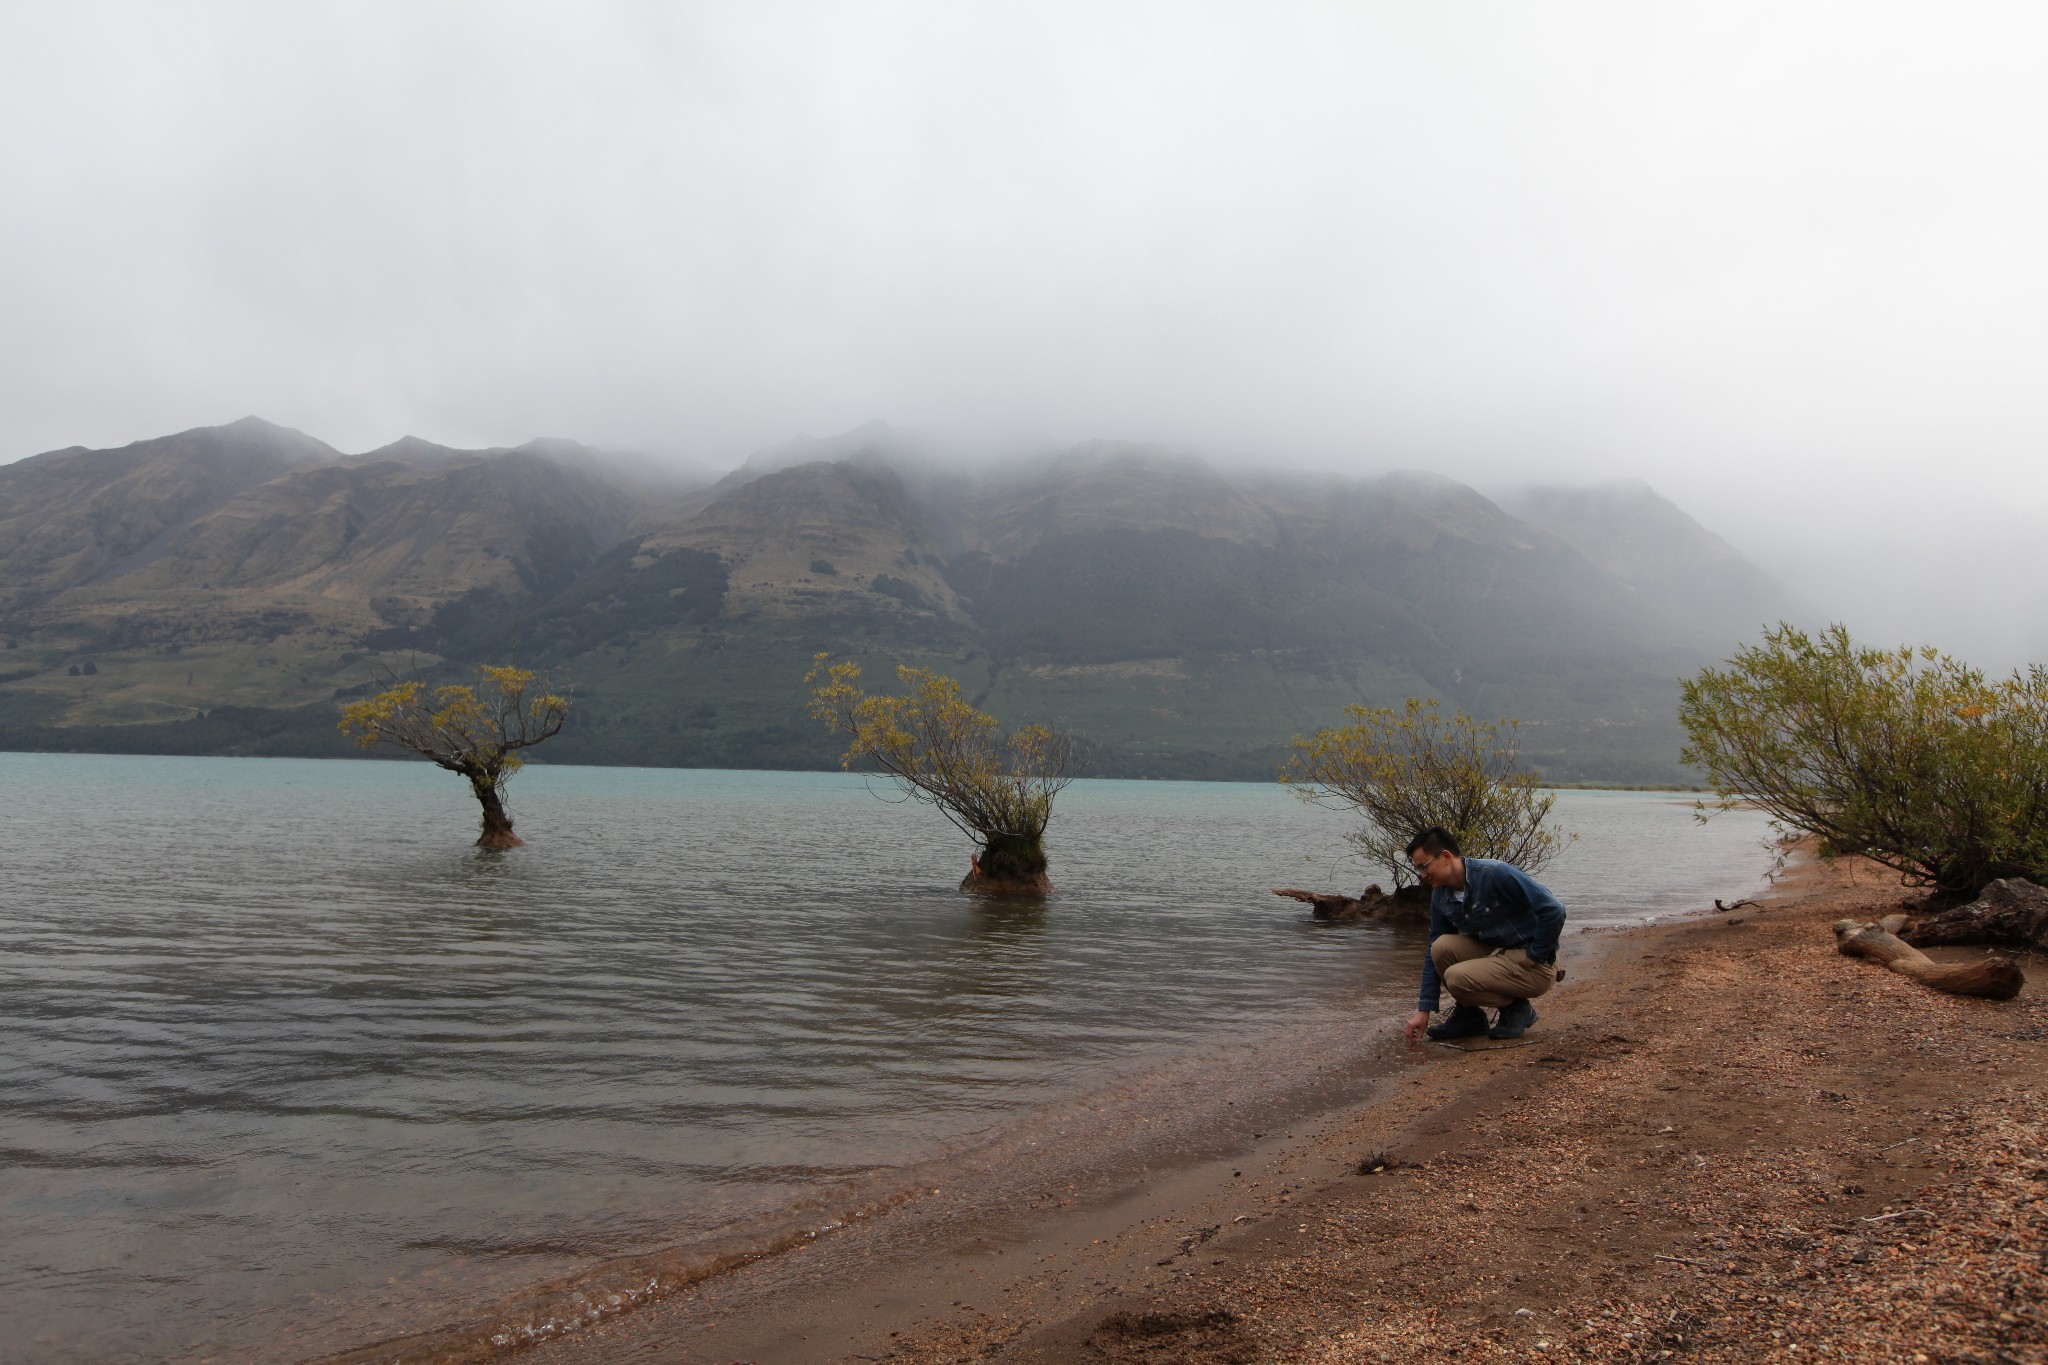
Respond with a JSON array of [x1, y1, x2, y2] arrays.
[[2, 4, 2043, 671]]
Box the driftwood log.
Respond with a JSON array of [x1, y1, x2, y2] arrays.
[[1272, 884, 1429, 924], [1833, 918, 2025, 1000], [1901, 878, 2048, 952]]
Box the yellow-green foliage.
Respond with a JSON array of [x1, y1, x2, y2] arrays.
[[1681, 623, 2048, 896], [339, 664, 570, 799], [806, 654, 1071, 845], [1281, 698, 1567, 887]]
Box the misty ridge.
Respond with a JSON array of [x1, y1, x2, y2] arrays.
[[0, 415, 1817, 784]]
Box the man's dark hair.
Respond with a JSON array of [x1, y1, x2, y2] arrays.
[[1405, 826, 1461, 859]]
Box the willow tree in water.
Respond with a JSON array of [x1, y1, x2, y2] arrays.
[[808, 655, 1074, 894], [1281, 698, 1568, 889], [339, 664, 570, 849]]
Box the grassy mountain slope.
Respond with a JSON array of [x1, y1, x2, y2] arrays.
[[0, 423, 656, 727], [0, 420, 1810, 782], [0, 416, 335, 607]]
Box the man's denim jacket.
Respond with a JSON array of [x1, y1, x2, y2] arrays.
[[1417, 857, 1567, 1012]]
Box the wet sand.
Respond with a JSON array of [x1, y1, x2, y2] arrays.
[[430, 855, 2047, 1363]]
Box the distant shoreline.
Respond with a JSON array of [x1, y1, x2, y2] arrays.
[[0, 745, 1711, 793]]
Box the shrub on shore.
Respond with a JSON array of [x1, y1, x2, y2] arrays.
[[1680, 623, 2048, 898], [1280, 698, 1568, 889]]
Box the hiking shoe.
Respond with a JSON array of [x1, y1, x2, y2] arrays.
[[1425, 1005, 1491, 1041], [1489, 999, 1539, 1039]]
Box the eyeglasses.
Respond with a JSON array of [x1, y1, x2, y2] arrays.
[[1410, 850, 1440, 874]]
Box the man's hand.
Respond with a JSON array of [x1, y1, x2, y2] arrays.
[[1404, 1009, 1432, 1043]]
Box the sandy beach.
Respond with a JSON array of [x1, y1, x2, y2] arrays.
[[395, 854, 2045, 1364]]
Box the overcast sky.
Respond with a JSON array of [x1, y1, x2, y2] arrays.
[[2, 2, 2042, 665]]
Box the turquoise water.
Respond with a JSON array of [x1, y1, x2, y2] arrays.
[[0, 754, 1774, 1361]]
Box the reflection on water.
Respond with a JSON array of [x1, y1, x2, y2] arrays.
[[0, 755, 1774, 1361]]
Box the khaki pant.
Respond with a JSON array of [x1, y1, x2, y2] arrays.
[[1432, 934, 1556, 1009]]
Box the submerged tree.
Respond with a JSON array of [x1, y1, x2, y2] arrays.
[[1681, 623, 2048, 898], [807, 654, 1074, 894], [339, 664, 571, 849], [1280, 698, 1568, 889]]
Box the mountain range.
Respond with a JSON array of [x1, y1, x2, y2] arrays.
[[0, 417, 1813, 782]]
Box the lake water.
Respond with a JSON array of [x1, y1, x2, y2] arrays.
[[0, 754, 1776, 1362]]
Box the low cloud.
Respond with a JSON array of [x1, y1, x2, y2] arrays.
[[2, 2, 2042, 666]]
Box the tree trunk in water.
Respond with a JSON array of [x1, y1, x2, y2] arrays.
[[471, 777, 525, 849], [962, 832, 1051, 896], [1832, 918, 2023, 999], [1271, 884, 1429, 924]]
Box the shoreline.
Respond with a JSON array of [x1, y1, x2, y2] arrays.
[[6, 766, 1772, 1364], [305, 959, 1437, 1364], [299, 857, 1721, 1364], [496, 853, 2046, 1364]]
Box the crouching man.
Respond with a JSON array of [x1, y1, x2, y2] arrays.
[[1400, 825, 1566, 1043]]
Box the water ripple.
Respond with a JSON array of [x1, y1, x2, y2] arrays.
[[0, 754, 1773, 1362]]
